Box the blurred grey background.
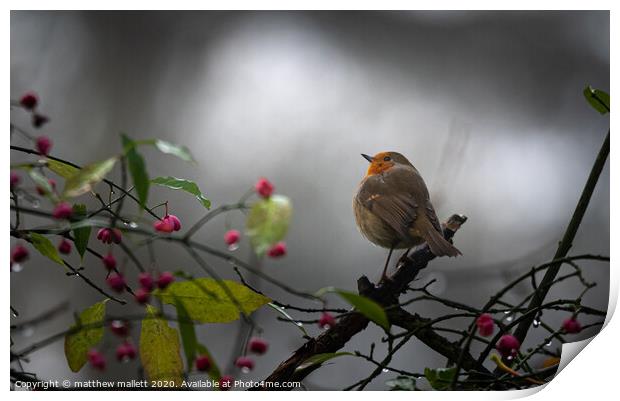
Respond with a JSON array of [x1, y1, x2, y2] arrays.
[[10, 11, 609, 390]]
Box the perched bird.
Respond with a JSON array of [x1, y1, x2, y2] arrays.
[[353, 151, 461, 280]]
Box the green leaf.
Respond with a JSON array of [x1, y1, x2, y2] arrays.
[[267, 303, 308, 336], [140, 305, 184, 386], [46, 159, 79, 178], [583, 85, 610, 115], [424, 367, 457, 390], [64, 299, 108, 372], [335, 290, 390, 331], [246, 195, 292, 256], [151, 176, 210, 209], [121, 134, 150, 210], [296, 352, 354, 371], [71, 204, 91, 261], [386, 375, 417, 391], [29, 232, 64, 266], [154, 278, 271, 323], [62, 157, 117, 198], [129, 138, 196, 163], [28, 169, 57, 200]]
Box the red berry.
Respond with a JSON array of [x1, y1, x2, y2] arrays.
[[138, 272, 154, 291], [115, 341, 137, 361], [19, 92, 38, 109], [106, 273, 126, 292], [218, 375, 234, 391], [102, 252, 116, 270], [153, 219, 174, 233], [134, 288, 150, 304], [224, 229, 241, 246], [255, 178, 274, 198], [35, 135, 52, 156], [562, 317, 582, 334], [248, 337, 268, 355], [157, 271, 175, 289], [52, 202, 73, 220], [195, 354, 211, 371], [476, 313, 495, 337], [32, 113, 49, 128], [10, 171, 20, 190], [87, 349, 106, 371], [267, 242, 287, 258], [97, 228, 122, 244], [58, 239, 72, 254], [318, 312, 336, 329], [165, 214, 182, 231], [235, 356, 255, 371], [36, 178, 56, 196], [109, 320, 130, 337], [496, 334, 520, 358], [11, 245, 29, 263]]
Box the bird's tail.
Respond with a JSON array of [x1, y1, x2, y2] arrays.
[[423, 225, 462, 257]]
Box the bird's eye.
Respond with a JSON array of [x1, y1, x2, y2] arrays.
[[383, 156, 391, 162]]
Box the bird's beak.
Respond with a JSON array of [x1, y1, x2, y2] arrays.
[[361, 154, 373, 163]]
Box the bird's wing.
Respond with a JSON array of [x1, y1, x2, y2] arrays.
[[357, 169, 420, 239]]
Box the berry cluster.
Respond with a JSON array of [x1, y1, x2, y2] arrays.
[[87, 320, 138, 372]]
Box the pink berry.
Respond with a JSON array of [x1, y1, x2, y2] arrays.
[[52, 202, 73, 219], [255, 178, 274, 198], [35, 135, 52, 156], [218, 375, 234, 391], [496, 334, 520, 358], [476, 313, 495, 337], [267, 242, 287, 258], [19, 92, 38, 109], [115, 341, 137, 361], [106, 273, 126, 292], [97, 228, 122, 244], [87, 349, 106, 371], [134, 288, 150, 304], [248, 337, 268, 355], [562, 317, 582, 334], [153, 219, 174, 233], [224, 229, 241, 246], [10, 171, 20, 190], [157, 271, 174, 289], [138, 272, 154, 291], [11, 245, 29, 263], [165, 214, 182, 231], [36, 178, 56, 196], [195, 355, 211, 371], [235, 356, 255, 371], [318, 312, 336, 329], [32, 113, 49, 128], [109, 320, 130, 337], [58, 239, 72, 254], [102, 252, 116, 270]]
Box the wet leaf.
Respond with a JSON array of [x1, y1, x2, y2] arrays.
[[154, 278, 270, 323], [62, 157, 117, 198], [335, 290, 390, 331], [151, 176, 210, 209], [71, 204, 91, 260], [28, 169, 57, 200], [424, 367, 457, 390], [386, 375, 417, 391], [296, 352, 354, 371], [583, 85, 610, 115], [140, 305, 184, 386], [267, 303, 308, 336], [29, 232, 64, 266], [246, 195, 292, 256], [122, 134, 149, 210], [64, 299, 108, 372]]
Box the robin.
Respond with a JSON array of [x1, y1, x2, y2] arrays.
[[353, 151, 461, 281]]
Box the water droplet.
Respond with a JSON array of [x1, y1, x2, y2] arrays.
[[382, 368, 389, 373], [228, 243, 239, 251], [11, 309, 18, 317], [506, 355, 514, 361], [503, 311, 511, 315], [545, 340, 553, 347], [505, 315, 513, 322], [241, 367, 250, 374], [296, 322, 304, 327], [533, 319, 540, 328], [129, 222, 138, 229], [11, 263, 23, 273]]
